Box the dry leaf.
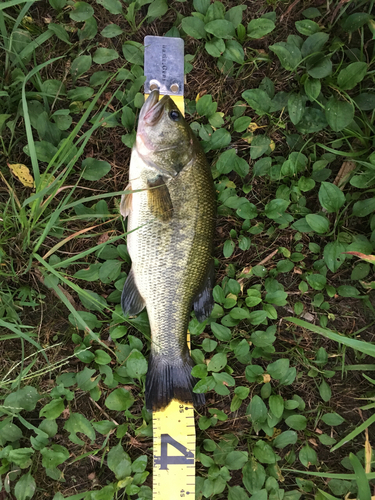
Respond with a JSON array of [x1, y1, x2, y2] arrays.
[[248, 123, 260, 132], [365, 428, 372, 474], [267, 429, 282, 445], [300, 312, 315, 322], [57, 285, 77, 308], [334, 161, 356, 189], [98, 232, 110, 245], [242, 133, 254, 144], [8, 163, 34, 188], [344, 251, 375, 263], [62, 408, 70, 419], [195, 91, 207, 102]]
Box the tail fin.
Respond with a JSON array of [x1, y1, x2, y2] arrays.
[[145, 353, 205, 411]]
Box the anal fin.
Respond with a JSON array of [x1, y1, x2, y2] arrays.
[[147, 176, 173, 222], [193, 259, 215, 322], [121, 268, 145, 316], [120, 183, 132, 219]]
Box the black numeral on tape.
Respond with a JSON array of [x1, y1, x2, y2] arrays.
[[154, 433, 194, 470]]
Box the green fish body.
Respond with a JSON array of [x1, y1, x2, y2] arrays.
[[120, 91, 216, 411]]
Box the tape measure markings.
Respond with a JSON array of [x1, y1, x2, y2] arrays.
[[152, 399, 196, 498]]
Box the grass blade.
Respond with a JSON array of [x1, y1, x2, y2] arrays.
[[69, 433, 111, 464], [334, 365, 375, 371], [32, 187, 133, 255], [50, 233, 126, 269], [361, 403, 375, 410], [317, 491, 340, 500], [61, 493, 88, 500], [317, 143, 370, 157], [22, 57, 63, 187], [0, 319, 48, 363], [33, 253, 114, 354], [24, 72, 124, 251], [285, 317, 375, 357], [15, 30, 55, 69], [12, 0, 36, 32], [363, 373, 375, 385], [41, 219, 117, 260], [0, 0, 35, 10], [330, 413, 375, 452], [282, 469, 375, 480], [0, 11, 8, 48], [349, 453, 371, 500], [1, 343, 61, 386], [0, 333, 36, 340]]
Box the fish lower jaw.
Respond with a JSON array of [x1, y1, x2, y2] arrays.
[[136, 133, 154, 157]]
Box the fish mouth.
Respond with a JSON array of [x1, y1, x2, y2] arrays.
[[139, 89, 169, 126], [136, 89, 171, 158], [136, 89, 179, 178]]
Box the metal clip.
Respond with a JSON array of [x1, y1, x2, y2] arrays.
[[144, 35, 184, 97]]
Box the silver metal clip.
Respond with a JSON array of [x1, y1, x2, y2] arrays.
[[144, 35, 184, 96]]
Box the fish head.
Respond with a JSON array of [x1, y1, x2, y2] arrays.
[[136, 90, 195, 178]]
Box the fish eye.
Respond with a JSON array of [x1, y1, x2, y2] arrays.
[[169, 110, 180, 121]]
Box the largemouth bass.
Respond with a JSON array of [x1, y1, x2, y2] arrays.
[[120, 90, 216, 411]]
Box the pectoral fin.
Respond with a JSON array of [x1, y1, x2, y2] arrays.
[[147, 176, 173, 222], [121, 268, 145, 316], [193, 259, 215, 322], [120, 183, 132, 219]]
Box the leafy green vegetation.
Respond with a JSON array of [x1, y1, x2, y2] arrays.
[[1, 0, 375, 499]]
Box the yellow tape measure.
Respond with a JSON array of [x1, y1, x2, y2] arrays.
[[144, 36, 196, 500], [153, 401, 196, 499]]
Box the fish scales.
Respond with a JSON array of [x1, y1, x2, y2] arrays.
[[121, 90, 216, 411], [129, 149, 215, 357]]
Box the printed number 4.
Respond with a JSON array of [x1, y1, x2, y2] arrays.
[[154, 434, 194, 470]]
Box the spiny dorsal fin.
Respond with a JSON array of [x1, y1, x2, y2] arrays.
[[147, 176, 173, 222], [120, 183, 132, 219]]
